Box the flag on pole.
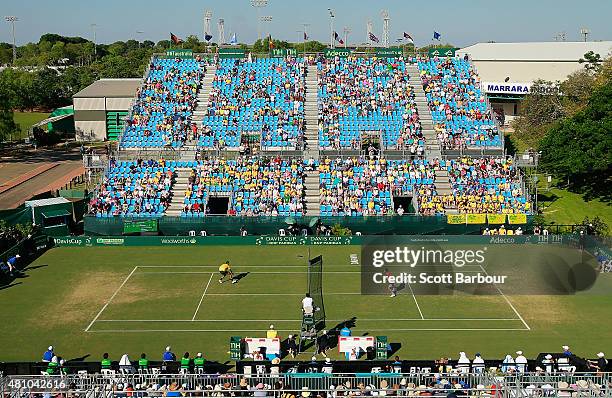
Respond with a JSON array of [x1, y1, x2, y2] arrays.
[[334, 31, 344, 45], [230, 33, 238, 45], [433, 31, 441, 41], [369, 32, 380, 43], [304, 31, 309, 41], [403, 32, 414, 44], [170, 33, 183, 45], [204, 33, 213, 42]]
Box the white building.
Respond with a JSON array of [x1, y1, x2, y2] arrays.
[[73, 78, 142, 141], [457, 41, 612, 122]]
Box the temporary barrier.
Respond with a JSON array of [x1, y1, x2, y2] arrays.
[[84, 215, 500, 236]]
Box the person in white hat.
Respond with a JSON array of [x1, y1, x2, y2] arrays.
[[515, 351, 528, 373], [562, 345, 573, 356], [588, 352, 607, 372], [322, 357, 333, 374], [501, 354, 515, 373], [286, 335, 297, 358], [542, 354, 554, 373], [457, 352, 470, 373], [42, 346, 54, 362], [472, 353, 485, 373], [162, 346, 176, 361]]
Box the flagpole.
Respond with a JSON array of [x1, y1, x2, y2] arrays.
[[303, 23, 309, 58]]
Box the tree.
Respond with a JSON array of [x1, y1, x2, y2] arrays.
[[0, 101, 19, 141], [539, 81, 612, 199], [581, 216, 609, 236], [511, 80, 565, 148], [560, 69, 596, 113], [579, 51, 602, 73]]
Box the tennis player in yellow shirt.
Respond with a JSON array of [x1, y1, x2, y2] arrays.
[[218, 260, 236, 284]]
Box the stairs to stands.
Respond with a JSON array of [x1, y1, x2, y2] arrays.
[[166, 168, 192, 217], [192, 65, 217, 124], [406, 63, 441, 159], [304, 169, 320, 216], [433, 168, 459, 214], [304, 64, 319, 160]]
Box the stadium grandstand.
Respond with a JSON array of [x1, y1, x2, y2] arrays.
[[88, 51, 529, 221], [1, 2, 611, 397]]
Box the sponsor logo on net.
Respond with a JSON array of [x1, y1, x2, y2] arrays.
[[96, 238, 124, 245]]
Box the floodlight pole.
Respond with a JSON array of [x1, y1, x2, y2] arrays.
[[251, 0, 268, 41], [91, 23, 98, 58], [343, 27, 351, 49], [328, 9, 335, 49], [4, 16, 18, 64], [136, 31, 144, 48]]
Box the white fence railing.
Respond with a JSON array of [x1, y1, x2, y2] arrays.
[[1, 372, 610, 397]]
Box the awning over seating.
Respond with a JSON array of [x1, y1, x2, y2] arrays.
[[41, 209, 71, 218]]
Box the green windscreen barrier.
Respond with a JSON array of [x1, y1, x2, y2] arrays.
[[106, 111, 128, 141]]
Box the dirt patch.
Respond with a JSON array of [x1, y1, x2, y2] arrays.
[[32, 271, 126, 328], [110, 278, 187, 305], [510, 295, 568, 325]]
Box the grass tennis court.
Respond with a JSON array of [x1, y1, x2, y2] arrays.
[[0, 245, 611, 362]]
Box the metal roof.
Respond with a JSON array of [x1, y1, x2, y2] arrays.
[[25, 197, 71, 208], [458, 41, 612, 62], [73, 78, 142, 98]]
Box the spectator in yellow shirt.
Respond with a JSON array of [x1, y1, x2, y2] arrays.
[[267, 324, 278, 339]]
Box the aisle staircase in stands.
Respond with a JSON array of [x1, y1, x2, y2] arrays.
[[185, 65, 217, 159], [434, 168, 459, 214], [166, 168, 192, 217], [406, 63, 441, 159], [304, 64, 319, 160], [304, 170, 320, 216]]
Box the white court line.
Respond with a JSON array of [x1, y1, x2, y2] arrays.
[[85, 266, 138, 332], [87, 328, 530, 333], [204, 292, 362, 296], [95, 318, 522, 322], [136, 264, 484, 268], [406, 283, 425, 320], [478, 264, 531, 331], [137, 270, 486, 275], [192, 273, 214, 321], [137, 271, 360, 274]]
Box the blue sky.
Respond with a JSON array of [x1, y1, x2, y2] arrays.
[[3, 0, 612, 47]]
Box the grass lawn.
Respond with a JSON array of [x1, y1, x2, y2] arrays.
[[538, 185, 611, 227], [12, 112, 49, 141], [1, 244, 611, 364]]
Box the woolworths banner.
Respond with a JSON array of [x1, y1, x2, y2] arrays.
[[375, 48, 402, 57], [53, 234, 580, 248], [53, 236, 358, 247]]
